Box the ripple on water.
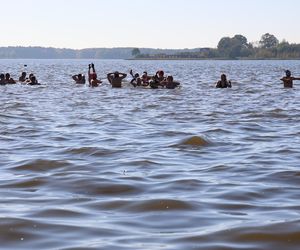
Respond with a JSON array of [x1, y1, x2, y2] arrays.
[[11, 159, 71, 172]]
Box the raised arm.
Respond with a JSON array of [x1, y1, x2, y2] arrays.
[[119, 73, 127, 80], [88, 64, 92, 83], [129, 69, 134, 78], [107, 73, 114, 83], [72, 75, 78, 81]]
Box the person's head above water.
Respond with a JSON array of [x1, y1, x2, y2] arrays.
[[167, 75, 173, 82], [114, 71, 120, 78], [221, 74, 227, 81], [285, 70, 291, 77], [5, 73, 10, 79], [158, 70, 164, 77], [0, 74, 4, 79]]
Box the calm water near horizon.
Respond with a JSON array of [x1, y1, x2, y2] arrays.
[[1, 59, 300, 250]]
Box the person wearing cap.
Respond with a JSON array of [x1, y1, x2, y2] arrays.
[[216, 74, 232, 88], [88, 63, 102, 87], [107, 71, 127, 88], [280, 70, 300, 88], [72, 73, 86, 84]]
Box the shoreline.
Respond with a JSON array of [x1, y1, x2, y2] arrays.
[[127, 58, 300, 61]]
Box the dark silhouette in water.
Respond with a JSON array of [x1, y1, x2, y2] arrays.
[[280, 70, 300, 88], [216, 74, 232, 88]]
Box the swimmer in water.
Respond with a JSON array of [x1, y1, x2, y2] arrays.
[[107, 71, 127, 88], [129, 69, 142, 87], [19, 72, 27, 82], [280, 70, 300, 88], [161, 75, 181, 89], [0, 74, 5, 85], [4, 73, 16, 84], [72, 74, 86, 84], [216, 74, 232, 88], [88, 63, 102, 87]]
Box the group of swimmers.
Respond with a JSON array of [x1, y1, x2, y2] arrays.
[[72, 63, 181, 89], [0, 72, 39, 85], [1, 65, 299, 89]]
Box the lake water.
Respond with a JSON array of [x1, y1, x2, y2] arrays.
[[1, 59, 300, 250]]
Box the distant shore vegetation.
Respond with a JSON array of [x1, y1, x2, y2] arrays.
[[0, 34, 299, 60], [132, 33, 300, 60]]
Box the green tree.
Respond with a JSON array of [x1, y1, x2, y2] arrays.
[[217, 34, 253, 58], [259, 33, 279, 49], [131, 48, 141, 57]]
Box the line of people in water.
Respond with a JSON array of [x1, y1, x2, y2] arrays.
[[0, 72, 39, 85], [1, 64, 300, 89], [72, 63, 181, 89], [72, 64, 300, 89]]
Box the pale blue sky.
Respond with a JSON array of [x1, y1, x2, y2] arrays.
[[1, 0, 299, 49]]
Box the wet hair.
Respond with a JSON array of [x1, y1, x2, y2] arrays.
[[221, 74, 227, 80], [78, 74, 83, 80], [286, 70, 291, 77], [21, 72, 26, 76], [134, 73, 139, 78], [0, 74, 4, 79], [167, 75, 173, 81], [158, 70, 164, 76], [114, 71, 120, 78]]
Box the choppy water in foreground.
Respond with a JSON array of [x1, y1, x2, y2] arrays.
[[1, 59, 300, 250]]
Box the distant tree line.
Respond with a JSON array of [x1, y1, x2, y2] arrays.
[[1, 34, 299, 59], [134, 33, 300, 60], [0, 47, 200, 59]]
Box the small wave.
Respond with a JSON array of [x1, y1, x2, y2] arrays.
[[64, 147, 121, 157], [123, 199, 195, 212], [175, 136, 211, 148], [12, 159, 71, 172]]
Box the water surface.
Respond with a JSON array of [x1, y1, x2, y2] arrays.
[[1, 59, 300, 249]]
